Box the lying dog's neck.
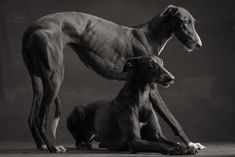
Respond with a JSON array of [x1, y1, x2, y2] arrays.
[[134, 14, 173, 55], [115, 73, 151, 105]]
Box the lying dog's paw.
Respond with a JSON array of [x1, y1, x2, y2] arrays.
[[163, 146, 197, 155], [98, 142, 106, 148], [80, 143, 92, 150], [162, 147, 185, 155], [76, 142, 92, 150], [185, 146, 198, 155]]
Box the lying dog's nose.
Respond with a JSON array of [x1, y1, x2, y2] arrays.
[[170, 74, 175, 80], [162, 74, 174, 83]]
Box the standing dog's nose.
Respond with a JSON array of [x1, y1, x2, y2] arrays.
[[196, 42, 202, 48], [195, 32, 202, 48]]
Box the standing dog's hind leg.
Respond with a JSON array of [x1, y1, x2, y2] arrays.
[[37, 70, 65, 153], [28, 76, 47, 150], [51, 97, 62, 138]]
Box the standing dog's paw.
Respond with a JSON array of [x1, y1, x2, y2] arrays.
[[37, 144, 47, 151], [188, 142, 206, 150], [55, 145, 67, 153], [48, 145, 66, 153]]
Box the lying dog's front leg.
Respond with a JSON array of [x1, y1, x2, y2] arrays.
[[118, 112, 196, 155], [149, 83, 205, 150]]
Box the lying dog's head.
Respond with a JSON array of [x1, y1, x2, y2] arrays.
[[162, 5, 202, 51], [122, 56, 175, 87]]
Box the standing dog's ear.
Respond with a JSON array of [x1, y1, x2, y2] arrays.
[[161, 5, 178, 17], [122, 57, 140, 73]]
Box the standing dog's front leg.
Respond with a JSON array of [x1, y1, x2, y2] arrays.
[[149, 83, 205, 150]]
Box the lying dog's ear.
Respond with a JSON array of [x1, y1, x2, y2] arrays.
[[122, 57, 140, 73], [161, 5, 178, 17]]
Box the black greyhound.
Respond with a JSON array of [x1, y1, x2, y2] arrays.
[[67, 56, 197, 155], [22, 5, 204, 152]]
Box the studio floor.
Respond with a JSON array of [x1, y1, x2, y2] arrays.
[[0, 142, 234, 157]]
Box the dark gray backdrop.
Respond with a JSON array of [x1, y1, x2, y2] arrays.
[[0, 0, 234, 143]]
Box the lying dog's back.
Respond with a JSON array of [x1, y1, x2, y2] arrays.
[[67, 99, 127, 150]]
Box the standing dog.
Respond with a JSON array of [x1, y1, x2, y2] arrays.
[[67, 56, 197, 155], [22, 5, 204, 152]]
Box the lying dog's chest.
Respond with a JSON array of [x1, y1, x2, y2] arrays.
[[138, 100, 152, 122]]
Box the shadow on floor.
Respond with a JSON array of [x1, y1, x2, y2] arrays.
[[0, 142, 234, 157]]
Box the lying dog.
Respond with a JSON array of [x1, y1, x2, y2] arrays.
[[67, 56, 198, 155], [22, 5, 203, 152]]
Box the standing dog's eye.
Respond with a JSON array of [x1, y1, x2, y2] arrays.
[[148, 60, 155, 68]]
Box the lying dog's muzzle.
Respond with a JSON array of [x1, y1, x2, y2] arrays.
[[158, 72, 175, 88], [162, 80, 175, 88]]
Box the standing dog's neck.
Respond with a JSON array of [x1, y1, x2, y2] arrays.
[[136, 14, 174, 55]]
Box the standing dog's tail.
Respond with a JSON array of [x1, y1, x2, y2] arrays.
[[51, 98, 61, 138]]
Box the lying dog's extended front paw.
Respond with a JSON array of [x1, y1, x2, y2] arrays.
[[185, 146, 198, 155], [188, 142, 206, 150], [163, 146, 197, 155], [162, 147, 183, 155]]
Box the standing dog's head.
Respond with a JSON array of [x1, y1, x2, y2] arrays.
[[122, 56, 175, 87], [161, 5, 202, 51]]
